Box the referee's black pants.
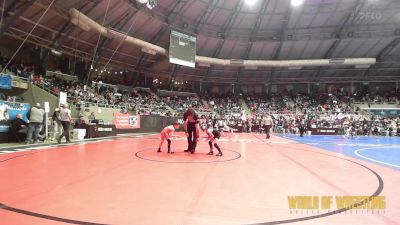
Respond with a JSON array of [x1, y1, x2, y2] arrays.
[[187, 123, 197, 152]]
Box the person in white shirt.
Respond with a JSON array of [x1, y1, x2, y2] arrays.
[[57, 104, 72, 144], [263, 113, 274, 139], [157, 122, 180, 154]]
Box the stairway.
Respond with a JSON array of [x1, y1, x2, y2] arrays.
[[239, 97, 252, 115]]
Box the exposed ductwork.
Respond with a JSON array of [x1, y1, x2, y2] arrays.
[[195, 55, 376, 67], [69, 8, 167, 56], [69, 8, 376, 68]]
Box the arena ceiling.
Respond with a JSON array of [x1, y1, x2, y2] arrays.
[[1, 0, 400, 84]]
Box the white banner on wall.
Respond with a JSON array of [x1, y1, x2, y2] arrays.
[[59, 91, 67, 106], [44, 102, 50, 113]]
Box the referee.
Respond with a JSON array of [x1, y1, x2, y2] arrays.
[[263, 113, 274, 139], [183, 108, 200, 154]]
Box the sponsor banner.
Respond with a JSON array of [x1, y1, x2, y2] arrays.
[[114, 113, 140, 129], [0, 100, 31, 133], [0, 74, 12, 89], [115, 115, 183, 134], [311, 128, 338, 135], [87, 124, 117, 138]]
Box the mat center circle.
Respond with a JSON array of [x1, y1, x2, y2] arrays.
[[135, 149, 241, 163]]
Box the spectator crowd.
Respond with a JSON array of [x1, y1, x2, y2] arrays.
[[2, 59, 400, 141], [29, 74, 400, 137]]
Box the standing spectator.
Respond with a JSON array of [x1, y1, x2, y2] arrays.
[[51, 107, 62, 140], [57, 104, 72, 144], [26, 103, 45, 144]]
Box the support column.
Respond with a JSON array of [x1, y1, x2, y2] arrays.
[[351, 82, 354, 94]]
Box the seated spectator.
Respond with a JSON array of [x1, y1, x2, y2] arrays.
[[74, 116, 87, 129], [10, 113, 28, 142], [88, 112, 96, 122]]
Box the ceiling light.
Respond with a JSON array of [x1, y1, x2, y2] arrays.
[[291, 0, 304, 7], [50, 49, 62, 56], [244, 0, 257, 6]]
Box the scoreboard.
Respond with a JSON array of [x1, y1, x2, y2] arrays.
[[169, 30, 196, 68]]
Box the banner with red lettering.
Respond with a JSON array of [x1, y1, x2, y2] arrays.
[[113, 113, 140, 129]]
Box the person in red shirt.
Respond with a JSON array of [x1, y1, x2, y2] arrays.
[[157, 121, 180, 154]]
